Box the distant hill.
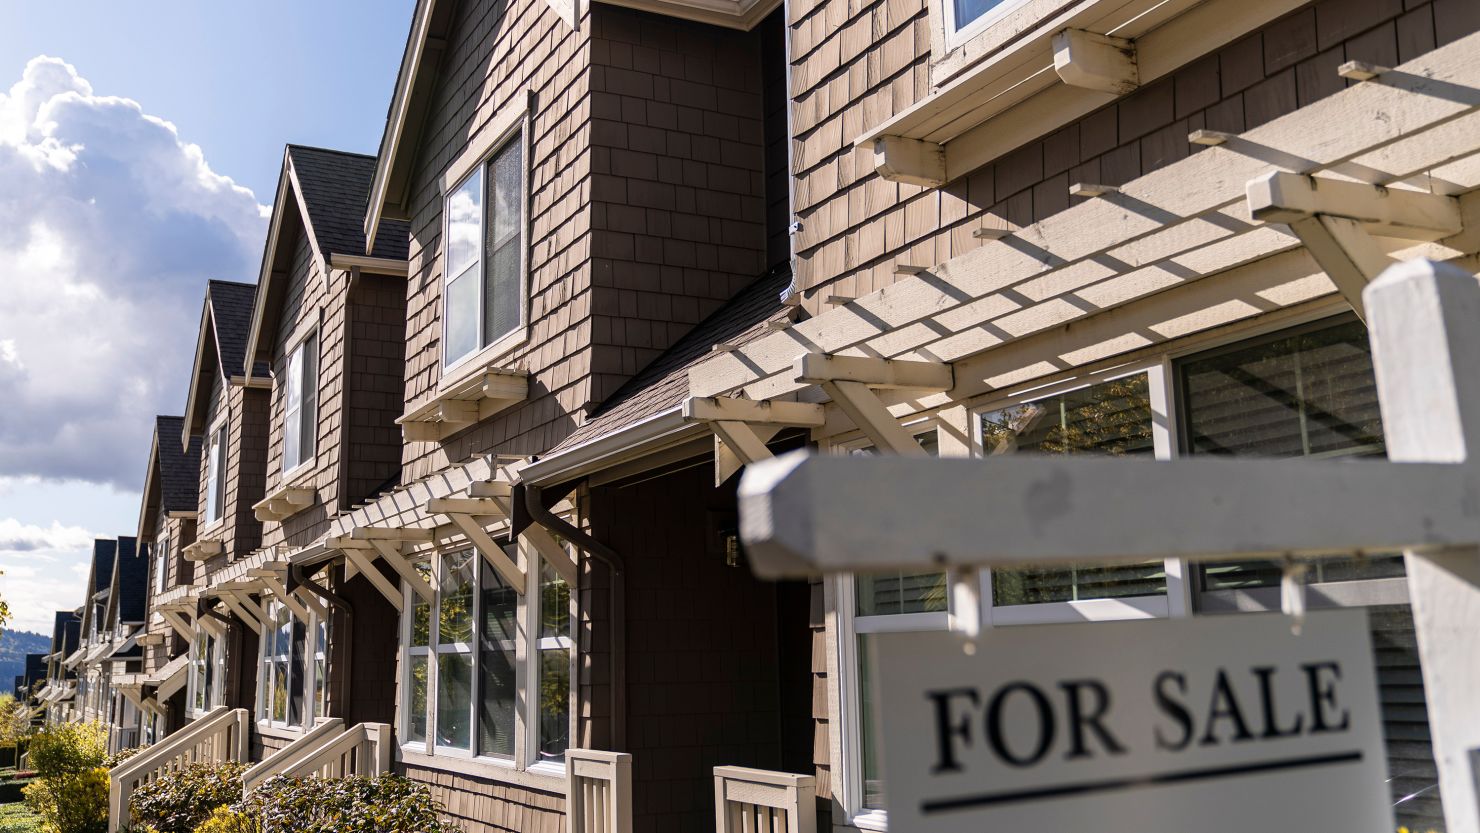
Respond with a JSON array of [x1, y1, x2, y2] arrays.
[[0, 630, 50, 693]]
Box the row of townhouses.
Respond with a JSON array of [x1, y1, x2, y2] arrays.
[[13, 0, 1480, 828]]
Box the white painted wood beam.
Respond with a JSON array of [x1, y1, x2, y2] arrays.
[[682, 396, 826, 427], [521, 522, 579, 587], [871, 136, 946, 187], [713, 425, 784, 485], [822, 381, 930, 456], [1285, 215, 1392, 319], [427, 497, 510, 516], [467, 480, 514, 499], [340, 547, 403, 612], [793, 354, 952, 391], [350, 526, 436, 542], [160, 611, 193, 641], [367, 539, 437, 605], [222, 588, 271, 627], [1247, 171, 1463, 240], [444, 512, 527, 591], [710, 420, 778, 464], [1365, 259, 1480, 833], [217, 594, 263, 635], [256, 573, 317, 622], [1052, 29, 1138, 94]]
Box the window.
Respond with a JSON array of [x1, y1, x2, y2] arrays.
[[1177, 317, 1405, 590], [948, 0, 1022, 36], [257, 601, 327, 730], [282, 331, 318, 473], [400, 541, 573, 772], [152, 538, 170, 596], [443, 134, 525, 369], [205, 423, 226, 524], [187, 632, 219, 716]]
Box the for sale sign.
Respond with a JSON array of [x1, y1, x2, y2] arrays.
[[871, 609, 1392, 833]]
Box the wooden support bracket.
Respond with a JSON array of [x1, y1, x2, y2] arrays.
[[872, 135, 946, 187], [217, 593, 264, 635], [1052, 29, 1139, 94], [161, 610, 194, 641], [444, 512, 527, 591], [256, 573, 317, 622], [427, 497, 511, 516], [711, 421, 780, 466], [1247, 171, 1463, 241], [340, 546, 403, 612], [822, 380, 932, 456], [1286, 215, 1392, 321], [794, 353, 953, 391], [350, 526, 436, 543], [682, 397, 827, 428], [368, 538, 437, 605]]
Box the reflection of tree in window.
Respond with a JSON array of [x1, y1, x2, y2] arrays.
[[537, 564, 570, 763], [982, 373, 1166, 605]]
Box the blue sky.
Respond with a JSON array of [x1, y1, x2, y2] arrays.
[[0, 1, 413, 633]]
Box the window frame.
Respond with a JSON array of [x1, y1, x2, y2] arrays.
[[397, 537, 576, 777], [152, 537, 169, 596], [185, 631, 222, 720], [203, 418, 227, 527], [280, 328, 319, 478], [438, 115, 531, 380], [255, 598, 326, 732]]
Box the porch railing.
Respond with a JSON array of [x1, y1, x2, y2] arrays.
[[240, 718, 345, 792], [713, 767, 816, 833], [109, 706, 249, 832], [566, 749, 633, 833], [275, 722, 392, 780]]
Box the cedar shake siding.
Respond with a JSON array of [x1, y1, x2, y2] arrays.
[[789, 0, 1480, 308], [395, 0, 791, 482], [251, 146, 410, 550]]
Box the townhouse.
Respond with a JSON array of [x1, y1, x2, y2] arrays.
[[33, 0, 1478, 830], [35, 611, 80, 725]]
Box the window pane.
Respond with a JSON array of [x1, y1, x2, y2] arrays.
[[982, 373, 1166, 604], [407, 655, 428, 744], [478, 553, 518, 760], [855, 572, 947, 615], [1179, 319, 1404, 589], [439, 551, 476, 646], [446, 171, 482, 280], [490, 141, 521, 248], [537, 562, 570, 764], [444, 272, 479, 365], [436, 652, 473, 750], [412, 561, 432, 648], [953, 0, 1011, 30], [857, 635, 884, 810], [300, 332, 317, 460], [485, 239, 521, 345], [289, 616, 306, 726]]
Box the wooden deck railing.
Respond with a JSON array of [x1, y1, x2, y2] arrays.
[[566, 749, 633, 833], [240, 718, 345, 792], [109, 707, 249, 832], [275, 722, 391, 780], [713, 767, 816, 833]]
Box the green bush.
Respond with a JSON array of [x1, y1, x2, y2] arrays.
[[239, 775, 462, 833], [104, 747, 144, 769], [0, 801, 46, 833], [128, 762, 248, 833], [21, 723, 109, 833], [191, 807, 258, 833]]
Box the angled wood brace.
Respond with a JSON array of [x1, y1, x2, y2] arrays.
[[160, 610, 195, 641], [332, 541, 404, 612], [254, 572, 320, 622], [217, 589, 267, 635], [793, 354, 953, 455], [1247, 172, 1462, 320], [356, 531, 438, 605], [682, 396, 828, 485]]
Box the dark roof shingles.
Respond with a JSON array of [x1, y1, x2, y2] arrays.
[[155, 416, 201, 514], [207, 280, 264, 379], [287, 146, 410, 261], [547, 270, 795, 455]]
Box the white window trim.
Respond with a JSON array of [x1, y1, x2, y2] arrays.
[[152, 537, 169, 596], [279, 328, 319, 481], [185, 631, 223, 720], [438, 103, 533, 382], [202, 418, 228, 530], [397, 538, 575, 778], [256, 599, 326, 731]]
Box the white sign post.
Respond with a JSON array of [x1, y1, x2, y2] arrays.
[[738, 259, 1480, 833], [873, 610, 1390, 833]]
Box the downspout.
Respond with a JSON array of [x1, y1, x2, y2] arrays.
[[519, 481, 626, 751], [288, 562, 354, 722]]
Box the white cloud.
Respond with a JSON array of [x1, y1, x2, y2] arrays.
[[0, 518, 98, 633], [0, 518, 93, 552], [0, 55, 268, 488]]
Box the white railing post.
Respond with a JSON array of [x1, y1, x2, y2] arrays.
[[567, 749, 633, 833], [1366, 259, 1480, 833], [108, 707, 248, 832], [713, 767, 816, 833], [241, 718, 345, 793]]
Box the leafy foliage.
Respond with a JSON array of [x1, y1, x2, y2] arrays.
[[238, 775, 462, 833], [0, 696, 34, 749], [103, 748, 143, 769], [128, 762, 248, 833], [0, 801, 46, 833], [21, 722, 108, 833], [190, 807, 258, 833]]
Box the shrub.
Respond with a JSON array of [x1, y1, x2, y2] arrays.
[[104, 747, 144, 769], [0, 801, 46, 833], [191, 807, 259, 833], [21, 767, 108, 833], [21, 723, 109, 833], [128, 762, 249, 833], [240, 775, 462, 833]]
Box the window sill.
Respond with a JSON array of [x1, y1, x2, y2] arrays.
[[182, 539, 224, 562], [253, 479, 316, 523], [398, 749, 567, 795], [398, 357, 529, 443], [254, 723, 307, 741], [858, 0, 1307, 186]]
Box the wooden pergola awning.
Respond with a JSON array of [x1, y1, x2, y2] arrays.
[[317, 456, 578, 610], [691, 32, 1480, 425], [143, 652, 190, 702]]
